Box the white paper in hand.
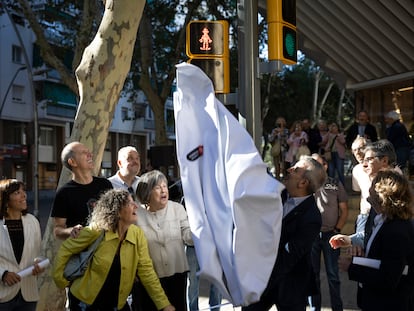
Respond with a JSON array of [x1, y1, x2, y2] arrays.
[[17, 258, 50, 278]]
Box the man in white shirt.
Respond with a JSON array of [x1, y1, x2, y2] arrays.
[[351, 136, 371, 234], [108, 146, 141, 195]]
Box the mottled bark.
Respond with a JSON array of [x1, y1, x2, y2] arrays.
[[36, 1, 145, 310], [73, 0, 145, 169]]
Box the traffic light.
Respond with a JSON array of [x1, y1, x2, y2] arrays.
[[187, 58, 230, 94], [186, 20, 230, 93], [267, 0, 297, 65]]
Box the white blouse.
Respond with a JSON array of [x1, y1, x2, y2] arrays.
[[136, 200, 193, 278]]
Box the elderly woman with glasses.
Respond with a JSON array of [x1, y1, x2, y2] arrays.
[[134, 170, 193, 311], [53, 189, 175, 311]]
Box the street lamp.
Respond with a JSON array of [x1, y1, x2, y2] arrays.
[[0, 65, 27, 117], [3, 6, 39, 217]]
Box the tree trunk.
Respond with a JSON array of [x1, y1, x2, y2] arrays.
[[138, 12, 168, 145], [317, 81, 334, 121], [137, 0, 202, 145], [36, 1, 145, 310]]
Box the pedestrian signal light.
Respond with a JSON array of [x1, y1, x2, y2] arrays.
[[267, 0, 297, 65], [186, 20, 229, 58], [188, 58, 230, 94], [186, 20, 230, 93]]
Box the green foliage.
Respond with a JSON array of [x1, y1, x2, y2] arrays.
[[127, 0, 238, 98], [262, 56, 353, 132]]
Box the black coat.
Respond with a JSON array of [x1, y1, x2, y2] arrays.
[[348, 219, 414, 311], [345, 122, 378, 148], [266, 195, 322, 308]]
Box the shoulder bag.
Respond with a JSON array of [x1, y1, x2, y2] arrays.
[[63, 230, 105, 282], [324, 135, 337, 161]]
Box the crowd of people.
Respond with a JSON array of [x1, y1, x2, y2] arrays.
[[1, 108, 414, 311], [268, 110, 412, 181]]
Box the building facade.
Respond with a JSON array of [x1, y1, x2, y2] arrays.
[[0, 9, 176, 191]]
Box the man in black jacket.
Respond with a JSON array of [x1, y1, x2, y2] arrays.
[[242, 156, 327, 311], [345, 111, 378, 148]]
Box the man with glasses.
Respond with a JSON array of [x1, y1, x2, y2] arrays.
[[330, 139, 399, 250], [242, 156, 327, 311]]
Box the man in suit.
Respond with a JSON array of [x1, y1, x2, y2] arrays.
[[345, 110, 378, 148], [242, 156, 327, 311]]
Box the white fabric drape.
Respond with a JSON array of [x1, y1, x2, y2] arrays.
[[173, 63, 284, 306]]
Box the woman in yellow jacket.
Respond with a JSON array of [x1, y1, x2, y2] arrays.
[[53, 189, 175, 311]]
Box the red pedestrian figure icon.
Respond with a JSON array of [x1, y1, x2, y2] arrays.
[[199, 27, 212, 51]]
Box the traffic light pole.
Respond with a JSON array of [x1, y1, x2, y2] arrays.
[[237, 0, 262, 151]]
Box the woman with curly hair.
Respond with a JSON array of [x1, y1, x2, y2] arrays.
[[340, 170, 414, 311], [53, 189, 175, 311]]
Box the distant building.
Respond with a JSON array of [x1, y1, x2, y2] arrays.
[[0, 8, 176, 191]]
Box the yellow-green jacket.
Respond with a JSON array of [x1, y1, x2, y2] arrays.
[[53, 225, 170, 310]]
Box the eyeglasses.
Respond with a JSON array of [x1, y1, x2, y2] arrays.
[[352, 147, 365, 153], [362, 156, 382, 163]]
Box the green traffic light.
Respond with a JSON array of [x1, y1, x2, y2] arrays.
[[285, 33, 295, 57], [283, 26, 297, 61]]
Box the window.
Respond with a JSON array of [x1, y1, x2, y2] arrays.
[[12, 85, 24, 102], [121, 107, 129, 121], [11, 14, 25, 27], [105, 134, 111, 151], [119, 133, 129, 147], [13, 126, 24, 144], [146, 106, 153, 120], [12, 45, 23, 63], [40, 127, 54, 146]]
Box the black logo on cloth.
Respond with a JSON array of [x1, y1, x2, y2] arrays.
[[187, 145, 204, 161]]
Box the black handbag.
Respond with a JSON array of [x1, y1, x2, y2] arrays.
[[63, 230, 105, 282]]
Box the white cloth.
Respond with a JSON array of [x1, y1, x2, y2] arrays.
[[173, 63, 284, 306], [0, 214, 42, 302]]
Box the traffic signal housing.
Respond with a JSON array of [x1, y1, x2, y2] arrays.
[[186, 20, 230, 93], [267, 0, 297, 65]]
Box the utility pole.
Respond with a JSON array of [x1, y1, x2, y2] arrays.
[[4, 5, 39, 217], [0, 66, 27, 116], [237, 0, 262, 151]]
